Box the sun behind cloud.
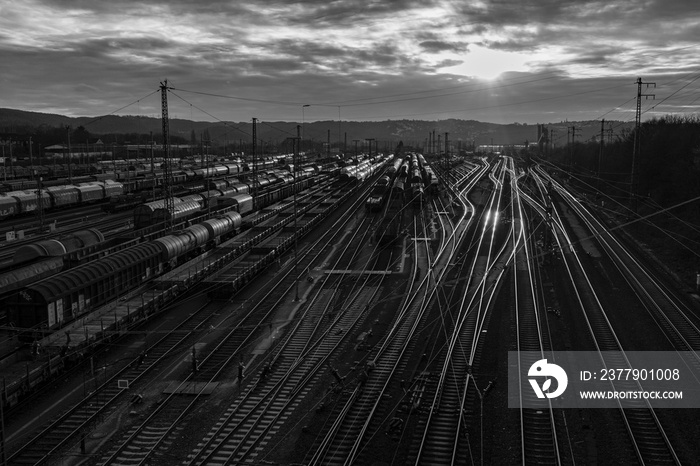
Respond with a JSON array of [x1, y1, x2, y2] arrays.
[[443, 45, 530, 80]]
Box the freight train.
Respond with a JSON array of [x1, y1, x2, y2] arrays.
[[2, 157, 321, 196], [376, 178, 406, 244], [365, 157, 403, 211], [0, 181, 125, 220], [103, 165, 319, 213], [7, 211, 244, 339], [6, 167, 330, 337], [0, 229, 106, 296], [131, 168, 318, 229]]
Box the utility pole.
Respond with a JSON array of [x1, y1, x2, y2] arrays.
[[150, 133, 155, 201], [35, 168, 44, 233], [293, 126, 301, 301], [337, 106, 342, 158], [365, 139, 375, 159], [631, 77, 655, 212], [353, 140, 359, 161], [568, 125, 577, 172], [8, 139, 12, 179], [160, 80, 174, 231], [444, 132, 449, 171], [200, 133, 205, 168], [598, 119, 605, 183], [67, 127, 72, 184], [252, 117, 258, 210]]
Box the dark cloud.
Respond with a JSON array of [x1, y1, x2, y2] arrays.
[[419, 41, 467, 53], [0, 0, 698, 124]]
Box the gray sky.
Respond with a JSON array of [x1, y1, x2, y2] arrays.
[[1, 0, 699, 124]]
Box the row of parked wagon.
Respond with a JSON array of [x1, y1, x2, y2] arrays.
[[0, 181, 125, 220]]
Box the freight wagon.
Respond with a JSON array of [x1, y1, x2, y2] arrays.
[[7, 211, 243, 339]]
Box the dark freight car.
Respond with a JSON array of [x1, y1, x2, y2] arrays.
[[8, 242, 163, 337]]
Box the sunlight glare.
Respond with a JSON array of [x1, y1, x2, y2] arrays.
[[444, 45, 529, 80]]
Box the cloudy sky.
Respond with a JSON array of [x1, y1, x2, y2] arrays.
[[1, 0, 699, 125]]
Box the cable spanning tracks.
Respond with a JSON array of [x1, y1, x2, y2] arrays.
[[307, 162, 488, 466], [412, 159, 513, 465], [529, 169, 680, 465], [511, 162, 562, 465], [96, 174, 384, 466], [182, 194, 389, 465]]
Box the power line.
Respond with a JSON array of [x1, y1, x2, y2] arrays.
[[81, 89, 160, 127], [349, 82, 631, 120], [325, 73, 562, 106]]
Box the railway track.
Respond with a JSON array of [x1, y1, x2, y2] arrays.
[[512, 164, 562, 465], [95, 171, 383, 465], [545, 169, 700, 355], [4, 175, 372, 465], [306, 216, 431, 465], [535, 171, 681, 465], [412, 159, 511, 465], [182, 199, 388, 465], [6, 296, 220, 465], [306, 162, 488, 465]]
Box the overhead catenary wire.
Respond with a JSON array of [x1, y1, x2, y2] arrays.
[[80, 89, 161, 128]]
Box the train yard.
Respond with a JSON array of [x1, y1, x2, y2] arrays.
[[2, 150, 700, 466]]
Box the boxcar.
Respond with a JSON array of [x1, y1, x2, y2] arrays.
[[212, 193, 253, 215], [151, 200, 202, 228], [76, 184, 104, 202], [46, 186, 80, 208], [11, 190, 51, 213], [0, 196, 20, 219], [102, 181, 124, 197], [8, 242, 163, 336]]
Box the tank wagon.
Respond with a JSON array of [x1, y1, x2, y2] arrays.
[[7, 211, 243, 339]]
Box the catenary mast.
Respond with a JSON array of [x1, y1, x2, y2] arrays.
[[160, 80, 174, 231]]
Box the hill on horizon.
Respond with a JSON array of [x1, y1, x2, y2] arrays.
[[0, 107, 634, 148]]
